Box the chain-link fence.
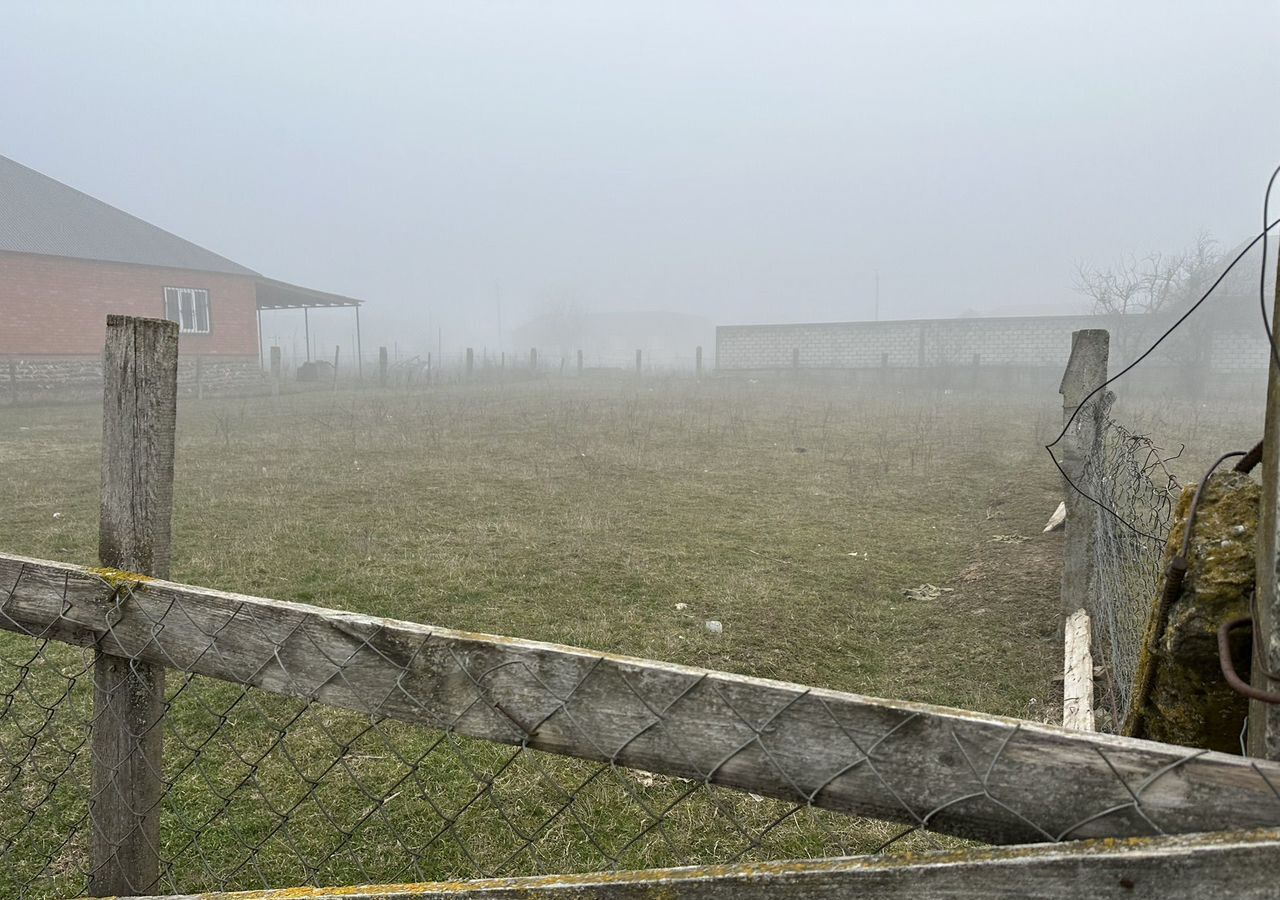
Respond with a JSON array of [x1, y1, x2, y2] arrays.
[[2, 553, 1279, 899], [1076, 400, 1183, 729]]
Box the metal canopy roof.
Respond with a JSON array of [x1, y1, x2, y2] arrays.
[[255, 277, 362, 310]]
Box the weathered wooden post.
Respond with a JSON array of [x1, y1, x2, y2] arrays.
[[577, 349, 583, 376], [1058, 329, 1109, 633], [466, 347, 474, 376], [90, 315, 178, 896], [1063, 608, 1095, 731], [1251, 252, 1280, 759], [635, 349, 642, 375], [379, 346, 389, 387], [695, 346, 703, 379], [530, 347, 537, 370], [270, 345, 282, 398]]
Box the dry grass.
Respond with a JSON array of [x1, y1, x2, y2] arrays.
[[0, 372, 1076, 893]]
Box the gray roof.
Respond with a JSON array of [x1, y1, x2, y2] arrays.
[[0, 155, 259, 276]]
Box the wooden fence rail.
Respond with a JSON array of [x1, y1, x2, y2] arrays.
[[136, 829, 1280, 899], [3, 551, 1280, 852]]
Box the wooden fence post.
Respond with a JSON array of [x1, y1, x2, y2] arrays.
[[635, 349, 642, 375], [466, 347, 474, 376], [1063, 608, 1095, 731], [1251, 251, 1280, 759], [1058, 329, 1109, 633], [270, 346, 282, 398], [379, 346, 388, 387], [90, 315, 178, 896], [695, 346, 702, 379], [577, 349, 583, 375], [530, 347, 537, 370]]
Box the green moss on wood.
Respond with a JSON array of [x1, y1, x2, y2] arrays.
[[1129, 471, 1258, 751]]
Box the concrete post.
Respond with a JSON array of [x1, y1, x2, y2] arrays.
[[1058, 329, 1109, 632]]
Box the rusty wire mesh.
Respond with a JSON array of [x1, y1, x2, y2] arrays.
[[1, 561, 1277, 899], [1074, 398, 1182, 730]]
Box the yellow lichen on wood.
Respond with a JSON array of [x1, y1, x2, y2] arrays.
[[86, 566, 153, 592], [1126, 471, 1259, 751]]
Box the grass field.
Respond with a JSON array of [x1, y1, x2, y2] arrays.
[[0, 372, 1083, 893]]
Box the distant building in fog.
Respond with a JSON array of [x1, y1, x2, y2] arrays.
[[511, 309, 714, 369], [0, 155, 360, 368]]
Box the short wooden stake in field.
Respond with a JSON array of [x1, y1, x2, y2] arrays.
[[1062, 608, 1094, 731], [270, 345, 282, 398], [90, 315, 178, 896]]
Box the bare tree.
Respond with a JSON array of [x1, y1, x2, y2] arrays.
[[1074, 231, 1220, 318], [1074, 232, 1222, 376]]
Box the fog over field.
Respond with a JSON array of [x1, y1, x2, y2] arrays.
[[2, 1, 1278, 357]]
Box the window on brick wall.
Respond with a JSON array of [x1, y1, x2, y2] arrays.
[[163, 287, 211, 334]]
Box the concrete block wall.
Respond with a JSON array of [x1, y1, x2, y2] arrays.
[[716, 315, 1268, 374]]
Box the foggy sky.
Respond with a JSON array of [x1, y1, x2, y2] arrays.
[[2, 1, 1278, 355]]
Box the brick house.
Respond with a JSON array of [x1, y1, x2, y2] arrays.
[[0, 155, 361, 390]]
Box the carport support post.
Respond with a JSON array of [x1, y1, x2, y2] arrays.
[[1058, 329, 1108, 634], [89, 316, 177, 897], [354, 304, 363, 381], [1250, 252, 1280, 760]]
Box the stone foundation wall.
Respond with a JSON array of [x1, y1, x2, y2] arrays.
[[1, 355, 267, 402]]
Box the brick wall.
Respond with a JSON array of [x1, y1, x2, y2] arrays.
[[0, 250, 260, 356], [715, 315, 1268, 373]]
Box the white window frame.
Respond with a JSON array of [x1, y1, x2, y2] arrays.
[[163, 287, 211, 334]]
